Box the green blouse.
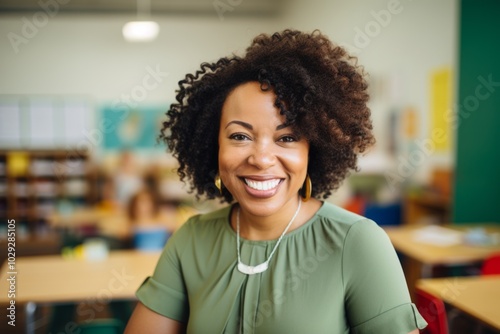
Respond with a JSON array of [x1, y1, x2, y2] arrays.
[[136, 202, 427, 333]]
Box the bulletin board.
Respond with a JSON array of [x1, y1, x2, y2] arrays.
[[100, 105, 167, 151]]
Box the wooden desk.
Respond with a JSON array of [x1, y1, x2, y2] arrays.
[[0, 250, 160, 333], [417, 276, 500, 331], [384, 224, 500, 265], [384, 224, 500, 299]]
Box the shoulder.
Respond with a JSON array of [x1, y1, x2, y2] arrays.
[[314, 201, 380, 237], [173, 205, 232, 237], [196, 205, 232, 222], [316, 201, 366, 226], [310, 202, 392, 255], [160, 205, 232, 258]]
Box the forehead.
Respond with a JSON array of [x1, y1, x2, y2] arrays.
[[220, 82, 285, 124]]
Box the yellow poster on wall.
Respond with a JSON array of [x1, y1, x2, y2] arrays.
[[431, 68, 453, 151]]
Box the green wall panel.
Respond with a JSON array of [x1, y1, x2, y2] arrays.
[[453, 0, 500, 223]]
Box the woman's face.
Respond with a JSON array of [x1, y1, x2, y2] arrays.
[[218, 81, 309, 217]]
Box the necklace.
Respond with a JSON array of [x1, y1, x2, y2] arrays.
[[236, 199, 302, 275]]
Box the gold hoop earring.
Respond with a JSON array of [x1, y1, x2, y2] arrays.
[[301, 174, 312, 202], [215, 174, 222, 194]]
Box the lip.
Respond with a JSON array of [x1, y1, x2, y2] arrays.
[[239, 175, 284, 198], [240, 175, 283, 181]]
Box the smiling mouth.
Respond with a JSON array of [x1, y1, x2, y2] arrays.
[[243, 178, 282, 191]]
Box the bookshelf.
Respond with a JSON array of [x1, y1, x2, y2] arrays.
[[0, 149, 97, 235], [403, 169, 452, 225]]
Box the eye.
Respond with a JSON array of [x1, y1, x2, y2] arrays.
[[229, 133, 250, 141], [278, 135, 298, 143]]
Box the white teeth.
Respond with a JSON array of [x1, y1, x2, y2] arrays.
[[245, 178, 280, 191]]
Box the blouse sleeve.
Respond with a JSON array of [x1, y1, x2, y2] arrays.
[[342, 219, 427, 334], [135, 217, 195, 323]]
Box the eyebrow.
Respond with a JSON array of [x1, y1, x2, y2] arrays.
[[225, 120, 252, 130], [225, 120, 290, 131]]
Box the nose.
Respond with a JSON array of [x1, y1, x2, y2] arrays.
[[247, 140, 277, 169]]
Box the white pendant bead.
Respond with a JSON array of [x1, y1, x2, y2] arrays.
[[236, 199, 301, 276], [238, 261, 269, 275]]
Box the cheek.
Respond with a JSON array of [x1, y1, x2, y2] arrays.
[[284, 151, 307, 167], [283, 145, 309, 175], [218, 133, 235, 172], [218, 145, 230, 170], [218, 146, 242, 177]]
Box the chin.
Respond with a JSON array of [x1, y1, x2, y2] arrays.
[[236, 196, 292, 217]]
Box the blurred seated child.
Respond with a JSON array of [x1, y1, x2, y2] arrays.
[[127, 188, 176, 251]]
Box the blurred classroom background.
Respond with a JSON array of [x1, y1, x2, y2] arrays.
[[0, 0, 499, 333]]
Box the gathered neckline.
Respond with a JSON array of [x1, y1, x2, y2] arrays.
[[222, 201, 327, 245]]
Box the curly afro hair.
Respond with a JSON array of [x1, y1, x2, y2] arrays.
[[160, 29, 375, 203]]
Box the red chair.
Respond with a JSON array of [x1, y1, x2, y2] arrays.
[[481, 253, 500, 275], [415, 288, 449, 334]]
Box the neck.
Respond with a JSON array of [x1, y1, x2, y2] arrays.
[[235, 196, 302, 241]]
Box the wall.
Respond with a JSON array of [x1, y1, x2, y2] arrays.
[[280, 0, 458, 184], [0, 11, 284, 159], [0, 1, 458, 203], [0, 13, 281, 102]]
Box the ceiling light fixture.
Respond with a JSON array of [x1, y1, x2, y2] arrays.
[[122, 0, 159, 42]]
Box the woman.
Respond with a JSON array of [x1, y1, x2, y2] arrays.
[[125, 30, 427, 333]]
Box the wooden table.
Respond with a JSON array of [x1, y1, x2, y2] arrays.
[[417, 275, 500, 331], [384, 224, 500, 265], [0, 250, 160, 333], [384, 224, 500, 299]]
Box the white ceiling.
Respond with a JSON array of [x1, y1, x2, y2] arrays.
[[0, 0, 288, 16]]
